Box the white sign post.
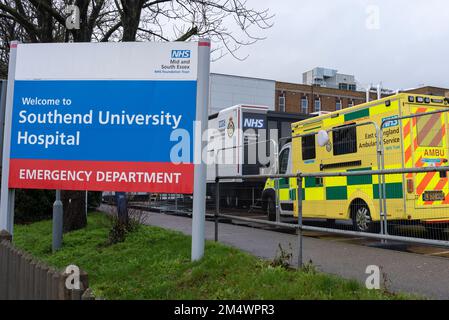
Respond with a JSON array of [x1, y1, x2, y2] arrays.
[[192, 40, 210, 261], [0, 41, 18, 234], [0, 39, 210, 262]]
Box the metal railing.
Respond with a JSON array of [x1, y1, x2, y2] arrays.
[[214, 165, 449, 267]]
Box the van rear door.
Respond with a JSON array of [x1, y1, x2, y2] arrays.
[[409, 106, 449, 209]]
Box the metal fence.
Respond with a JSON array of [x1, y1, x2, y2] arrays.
[[0, 230, 92, 300], [214, 165, 449, 267], [214, 109, 449, 266], [114, 108, 449, 268]]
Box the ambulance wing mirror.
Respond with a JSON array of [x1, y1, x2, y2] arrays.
[[317, 130, 330, 147]]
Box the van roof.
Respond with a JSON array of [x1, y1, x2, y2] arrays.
[[291, 93, 449, 128]]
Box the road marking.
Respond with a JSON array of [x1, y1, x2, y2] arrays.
[[427, 250, 449, 256]]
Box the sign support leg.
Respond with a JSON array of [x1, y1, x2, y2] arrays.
[[191, 39, 211, 261], [0, 41, 18, 235]]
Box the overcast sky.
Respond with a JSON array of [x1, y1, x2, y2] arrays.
[[210, 0, 449, 91]]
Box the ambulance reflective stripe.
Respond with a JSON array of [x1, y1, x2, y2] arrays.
[[411, 108, 449, 206], [403, 119, 413, 178], [417, 113, 444, 146], [424, 170, 448, 205], [416, 162, 443, 195]]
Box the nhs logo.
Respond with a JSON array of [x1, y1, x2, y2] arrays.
[[244, 118, 264, 128], [171, 50, 191, 59], [382, 116, 398, 128]]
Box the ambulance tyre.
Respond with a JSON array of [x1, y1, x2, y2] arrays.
[[351, 200, 377, 233], [266, 197, 277, 222], [262, 190, 277, 221]]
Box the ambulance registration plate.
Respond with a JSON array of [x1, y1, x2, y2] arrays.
[[423, 191, 445, 201]]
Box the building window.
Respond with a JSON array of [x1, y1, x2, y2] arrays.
[[314, 99, 321, 112], [348, 100, 354, 108], [301, 97, 308, 114], [339, 83, 348, 90], [279, 94, 285, 112], [349, 84, 356, 91], [336, 99, 342, 110]]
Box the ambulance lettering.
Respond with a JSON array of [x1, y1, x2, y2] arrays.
[[424, 149, 445, 158]]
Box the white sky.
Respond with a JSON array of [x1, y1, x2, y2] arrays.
[[210, 0, 449, 91]]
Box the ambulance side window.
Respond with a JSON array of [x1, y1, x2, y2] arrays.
[[333, 124, 357, 156], [279, 148, 290, 174], [302, 135, 316, 160]]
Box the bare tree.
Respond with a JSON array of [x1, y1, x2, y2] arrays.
[[0, 0, 273, 231], [1, 0, 274, 64]]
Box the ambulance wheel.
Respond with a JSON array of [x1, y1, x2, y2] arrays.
[[351, 201, 376, 233], [266, 197, 276, 222]]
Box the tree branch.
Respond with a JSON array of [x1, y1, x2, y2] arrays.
[[101, 20, 122, 41], [176, 25, 197, 41], [0, 2, 38, 41], [27, 0, 66, 26]]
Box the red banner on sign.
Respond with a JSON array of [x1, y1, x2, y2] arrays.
[[9, 159, 194, 194]]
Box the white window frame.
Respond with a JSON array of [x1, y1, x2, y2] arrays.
[[279, 94, 286, 112], [348, 100, 354, 108], [336, 100, 342, 110], [314, 99, 321, 112], [301, 97, 308, 114]]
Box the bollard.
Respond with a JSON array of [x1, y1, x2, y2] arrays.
[[52, 190, 63, 252]]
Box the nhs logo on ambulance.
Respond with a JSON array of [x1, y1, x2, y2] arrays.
[[243, 118, 264, 128], [171, 50, 191, 59], [382, 116, 399, 128]]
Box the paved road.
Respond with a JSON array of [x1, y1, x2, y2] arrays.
[[101, 205, 449, 299]]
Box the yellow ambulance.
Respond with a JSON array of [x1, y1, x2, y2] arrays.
[[262, 93, 449, 232]]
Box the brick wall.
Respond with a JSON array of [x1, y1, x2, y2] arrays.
[[275, 81, 383, 113], [405, 86, 449, 97]]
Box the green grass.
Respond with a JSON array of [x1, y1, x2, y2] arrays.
[[13, 213, 411, 300]]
